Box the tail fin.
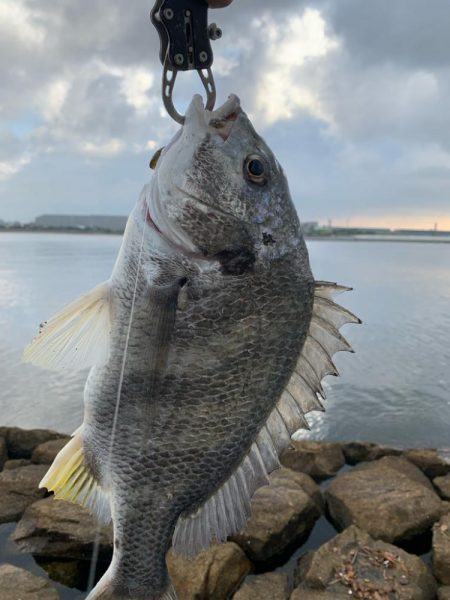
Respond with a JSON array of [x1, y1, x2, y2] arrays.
[[86, 569, 178, 600]]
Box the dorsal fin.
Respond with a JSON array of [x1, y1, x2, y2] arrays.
[[172, 280, 360, 558]]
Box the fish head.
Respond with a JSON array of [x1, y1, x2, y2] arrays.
[[148, 94, 302, 272]]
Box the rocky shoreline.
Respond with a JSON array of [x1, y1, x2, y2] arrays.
[[0, 427, 449, 599]]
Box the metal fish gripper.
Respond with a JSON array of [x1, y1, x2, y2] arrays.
[[151, 0, 222, 124]]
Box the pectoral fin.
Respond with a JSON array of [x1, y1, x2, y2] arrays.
[[23, 281, 112, 371]]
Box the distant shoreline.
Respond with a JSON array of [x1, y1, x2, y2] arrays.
[[0, 228, 123, 236], [306, 235, 450, 243], [2, 229, 450, 244]]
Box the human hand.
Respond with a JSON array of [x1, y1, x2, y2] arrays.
[[207, 0, 233, 7]]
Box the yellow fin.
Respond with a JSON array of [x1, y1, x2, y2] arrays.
[[23, 281, 111, 371], [40, 430, 111, 523]]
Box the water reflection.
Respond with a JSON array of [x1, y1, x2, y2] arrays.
[[0, 233, 449, 448]]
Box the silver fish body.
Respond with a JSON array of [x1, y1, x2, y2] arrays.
[[24, 95, 359, 600]]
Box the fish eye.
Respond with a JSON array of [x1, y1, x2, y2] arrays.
[[244, 155, 267, 185]]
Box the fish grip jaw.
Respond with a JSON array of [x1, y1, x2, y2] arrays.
[[151, 0, 218, 124]]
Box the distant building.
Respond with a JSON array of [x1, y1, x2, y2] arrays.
[[33, 214, 128, 233], [301, 221, 319, 235]]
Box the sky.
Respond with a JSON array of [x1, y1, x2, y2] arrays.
[[1, 0, 450, 229]]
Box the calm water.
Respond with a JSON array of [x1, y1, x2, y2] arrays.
[[0, 232, 449, 448]]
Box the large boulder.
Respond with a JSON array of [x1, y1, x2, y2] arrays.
[[0, 427, 67, 459], [233, 572, 289, 599], [325, 456, 442, 544], [167, 542, 251, 600], [404, 448, 450, 479], [434, 474, 450, 501], [433, 513, 450, 585], [294, 525, 436, 600], [12, 497, 113, 561], [0, 464, 48, 523], [0, 437, 6, 470], [3, 459, 32, 470], [341, 441, 402, 465], [269, 468, 323, 511], [291, 590, 349, 600], [0, 564, 59, 600], [231, 468, 321, 564], [439, 587, 450, 600], [31, 438, 69, 465], [280, 441, 344, 481]]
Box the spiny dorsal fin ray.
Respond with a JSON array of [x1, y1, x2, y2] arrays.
[[23, 281, 112, 371], [172, 280, 360, 558], [40, 429, 111, 524], [313, 295, 361, 329], [296, 354, 326, 398], [314, 281, 352, 298]]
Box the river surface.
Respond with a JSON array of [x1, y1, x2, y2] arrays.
[[0, 231, 449, 448]]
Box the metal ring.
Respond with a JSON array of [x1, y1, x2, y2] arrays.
[[162, 60, 217, 125]]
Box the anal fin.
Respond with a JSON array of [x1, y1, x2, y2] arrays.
[[40, 429, 111, 524]]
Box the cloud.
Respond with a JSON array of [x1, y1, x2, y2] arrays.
[[78, 138, 125, 158], [251, 9, 338, 125], [0, 155, 31, 180], [326, 0, 450, 70], [0, 0, 450, 228]]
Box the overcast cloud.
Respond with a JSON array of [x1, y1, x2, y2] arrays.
[[1, 0, 449, 228]]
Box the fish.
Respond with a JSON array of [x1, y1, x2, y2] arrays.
[[23, 94, 360, 600]]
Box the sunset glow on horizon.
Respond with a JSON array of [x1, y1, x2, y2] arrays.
[[326, 214, 450, 232]]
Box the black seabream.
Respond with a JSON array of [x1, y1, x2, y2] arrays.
[[24, 95, 360, 600]]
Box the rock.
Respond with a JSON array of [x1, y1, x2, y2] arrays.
[[294, 525, 436, 600], [0, 464, 48, 523], [0, 437, 6, 470], [270, 468, 323, 510], [439, 587, 450, 600], [31, 438, 69, 465], [341, 441, 402, 465], [325, 456, 442, 544], [231, 468, 321, 564], [291, 589, 349, 600], [434, 474, 450, 500], [433, 513, 450, 584], [3, 459, 32, 470], [0, 427, 67, 459], [0, 564, 59, 600], [12, 497, 113, 561], [233, 572, 289, 599], [167, 542, 251, 600], [404, 448, 450, 479], [281, 441, 345, 481]]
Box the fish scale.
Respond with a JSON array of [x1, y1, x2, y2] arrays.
[[23, 94, 359, 599]]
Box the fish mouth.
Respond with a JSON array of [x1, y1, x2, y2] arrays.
[[185, 94, 241, 142]]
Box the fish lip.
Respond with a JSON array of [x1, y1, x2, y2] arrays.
[[186, 94, 241, 142]]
